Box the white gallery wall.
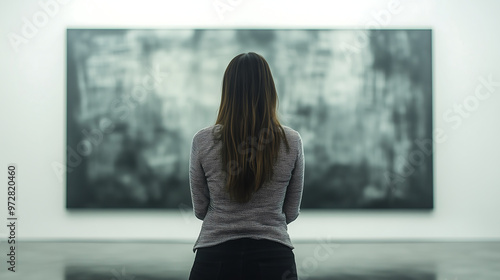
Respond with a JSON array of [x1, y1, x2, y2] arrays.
[[0, 0, 499, 242]]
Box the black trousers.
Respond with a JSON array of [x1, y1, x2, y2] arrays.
[[189, 238, 298, 280]]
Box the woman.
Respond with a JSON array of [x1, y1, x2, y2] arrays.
[[188, 52, 304, 280]]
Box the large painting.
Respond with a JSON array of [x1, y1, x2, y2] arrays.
[[66, 29, 433, 209]]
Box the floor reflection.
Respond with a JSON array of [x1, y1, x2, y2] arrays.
[[0, 241, 498, 280], [64, 266, 436, 280], [65, 266, 182, 280]]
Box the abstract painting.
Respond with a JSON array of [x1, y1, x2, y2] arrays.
[[66, 29, 433, 209]]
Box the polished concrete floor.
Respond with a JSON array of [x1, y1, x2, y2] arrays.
[[0, 241, 499, 279]]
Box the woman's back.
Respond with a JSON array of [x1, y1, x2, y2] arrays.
[[190, 123, 304, 252]]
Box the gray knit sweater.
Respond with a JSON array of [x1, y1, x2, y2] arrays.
[[189, 124, 305, 253]]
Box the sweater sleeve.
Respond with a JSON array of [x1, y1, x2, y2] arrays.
[[283, 132, 305, 224], [189, 134, 210, 220]]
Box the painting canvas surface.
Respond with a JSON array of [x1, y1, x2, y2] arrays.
[[66, 29, 433, 209]]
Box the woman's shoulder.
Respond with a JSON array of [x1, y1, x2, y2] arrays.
[[192, 124, 221, 142], [280, 125, 302, 141]]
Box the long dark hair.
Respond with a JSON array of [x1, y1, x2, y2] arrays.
[[214, 52, 290, 203]]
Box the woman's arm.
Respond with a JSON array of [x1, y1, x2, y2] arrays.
[[283, 132, 305, 224], [189, 134, 210, 220]]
